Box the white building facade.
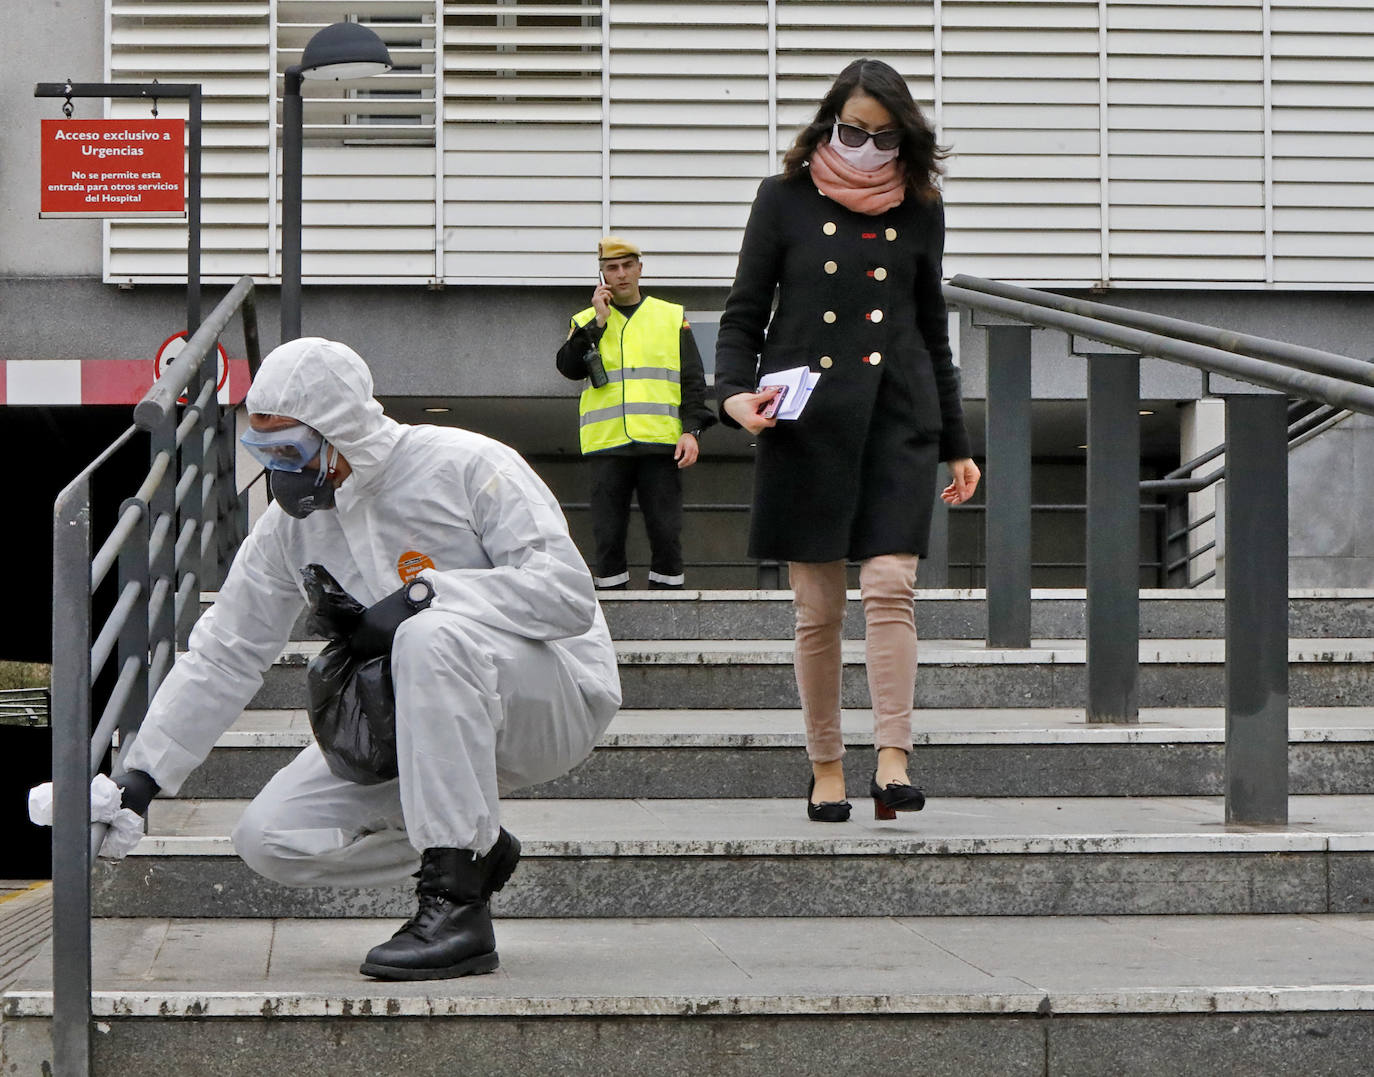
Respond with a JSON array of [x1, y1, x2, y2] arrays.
[[5, 0, 1374, 588], [97, 0, 1374, 290]]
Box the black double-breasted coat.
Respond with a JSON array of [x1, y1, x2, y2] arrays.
[[715, 170, 973, 563]]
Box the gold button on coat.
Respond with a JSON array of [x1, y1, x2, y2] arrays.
[[819, 356, 833, 369], [824, 260, 838, 274], [869, 351, 882, 365], [885, 227, 897, 241], [873, 267, 888, 281], [823, 222, 837, 236], [870, 309, 884, 323], [822, 310, 836, 324]]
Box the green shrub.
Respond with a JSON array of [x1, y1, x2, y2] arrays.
[[0, 662, 51, 692]]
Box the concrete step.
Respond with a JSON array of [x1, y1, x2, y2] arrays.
[[247, 637, 1374, 711], [179, 706, 1374, 800], [208, 588, 1374, 642], [93, 795, 1374, 919], [9, 913, 1374, 1075]]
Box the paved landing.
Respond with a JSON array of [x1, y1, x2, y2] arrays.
[[9, 913, 1374, 1018], [0, 884, 50, 995]]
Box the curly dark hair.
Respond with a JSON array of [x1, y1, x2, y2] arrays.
[[782, 58, 947, 199]]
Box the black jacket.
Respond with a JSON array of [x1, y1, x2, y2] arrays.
[[715, 170, 972, 561]]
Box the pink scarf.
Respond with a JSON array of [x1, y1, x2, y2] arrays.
[[809, 142, 906, 215]]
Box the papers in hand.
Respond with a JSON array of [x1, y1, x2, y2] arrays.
[[757, 365, 820, 420]]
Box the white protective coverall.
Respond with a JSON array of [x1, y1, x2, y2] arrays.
[[121, 338, 621, 887]]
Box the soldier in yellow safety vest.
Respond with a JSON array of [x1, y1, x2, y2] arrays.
[[557, 236, 716, 589]]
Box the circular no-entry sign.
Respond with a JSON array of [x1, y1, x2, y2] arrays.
[[154, 332, 230, 402]]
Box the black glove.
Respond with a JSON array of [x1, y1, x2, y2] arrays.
[[112, 769, 160, 816], [349, 587, 417, 660]]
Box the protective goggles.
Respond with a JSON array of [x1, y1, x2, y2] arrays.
[[240, 422, 324, 472], [834, 122, 902, 152]]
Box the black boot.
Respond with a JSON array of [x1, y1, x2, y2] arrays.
[[481, 827, 522, 898], [359, 838, 517, 981]]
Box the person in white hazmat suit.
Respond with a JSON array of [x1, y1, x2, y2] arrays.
[[108, 337, 622, 981]]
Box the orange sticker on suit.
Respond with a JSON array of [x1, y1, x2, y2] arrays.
[[397, 551, 436, 582]]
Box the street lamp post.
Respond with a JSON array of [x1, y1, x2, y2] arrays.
[[280, 22, 392, 344]]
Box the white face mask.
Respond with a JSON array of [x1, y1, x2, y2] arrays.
[[828, 124, 900, 172]]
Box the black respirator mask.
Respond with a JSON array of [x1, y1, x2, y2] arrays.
[[269, 459, 338, 519]]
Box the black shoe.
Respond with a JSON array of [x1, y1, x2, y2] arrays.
[[647, 580, 684, 590], [870, 772, 925, 820], [360, 842, 514, 981], [806, 774, 851, 823]]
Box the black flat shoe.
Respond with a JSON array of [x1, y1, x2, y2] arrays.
[[807, 775, 851, 823], [870, 772, 925, 820]]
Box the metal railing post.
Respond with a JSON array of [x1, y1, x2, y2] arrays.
[[114, 497, 150, 766], [52, 480, 94, 1077], [1085, 351, 1141, 723], [149, 414, 179, 685], [195, 341, 220, 589], [179, 377, 207, 625], [984, 323, 1032, 647], [1223, 391, 1289, 824], [213, 407, 235, 585]]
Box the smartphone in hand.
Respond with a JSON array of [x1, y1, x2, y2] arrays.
[[758, 385, 787, 419]]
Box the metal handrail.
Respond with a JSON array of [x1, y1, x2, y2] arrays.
[[945, 279, 1374, 416], [952, 275, 1374, 388], [945, 275, 1366, 834], [50, 276, 259, 1077]]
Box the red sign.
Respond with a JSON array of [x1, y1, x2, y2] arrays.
[[154, 331, 231, 402], [40, 119, 186, 219]]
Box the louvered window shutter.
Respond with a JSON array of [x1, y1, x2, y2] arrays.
[[443, 0, 604, 282], [940, 0, 1104, 284], [104, 0, 1374, 289], [605, 0, 771, 283], [1106, 2, 1265, 284], [1271, 1, 1374, 285], [277, 1, 439, 281], [108, 0, 273, 281]]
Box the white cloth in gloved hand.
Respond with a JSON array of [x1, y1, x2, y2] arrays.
[[26, 775, 146, 858], [26, 775, 121, 826], [26, 783, 53, 827], [97, 807, 147, 859]]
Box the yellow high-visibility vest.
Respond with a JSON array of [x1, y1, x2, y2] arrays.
[[571, 295, 684, 455]]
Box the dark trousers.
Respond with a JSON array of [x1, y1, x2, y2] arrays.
[[589, 453, 684, 587]]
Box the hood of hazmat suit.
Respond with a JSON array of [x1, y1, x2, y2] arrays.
[[123, 338, 620, 794], [244, 338, 402, 494]]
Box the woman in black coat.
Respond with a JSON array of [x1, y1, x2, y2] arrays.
[[716, 58, 980, 822]]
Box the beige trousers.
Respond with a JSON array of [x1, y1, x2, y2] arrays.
[[789, 554, 918, 763]]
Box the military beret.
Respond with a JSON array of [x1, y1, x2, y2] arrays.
[[597, 235, 641, 261]]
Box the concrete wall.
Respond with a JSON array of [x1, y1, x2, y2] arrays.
[[3, 0, 104, 276], [1289, 412, 1374, 589]]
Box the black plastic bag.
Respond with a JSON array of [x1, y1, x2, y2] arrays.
[[300, 564, 398, 785]]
